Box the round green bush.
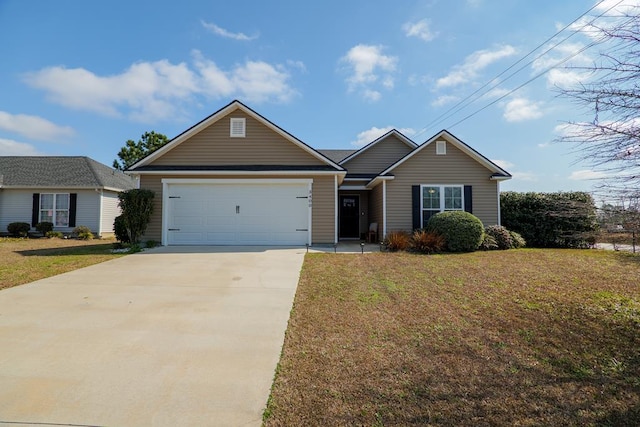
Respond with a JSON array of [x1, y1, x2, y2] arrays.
[[72, 225, 94, 240], [35, 222, 54, 236], [113, 215, 130, 243], [426, 211, 484, 252], [509, 231, 526, 248], [485, 225, 513, 250], [7, 222, 30, 237]]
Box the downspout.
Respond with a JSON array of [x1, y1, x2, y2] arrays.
[[382, 180, 387, 239], [334, 174, 338, 244], [497, 181, 501, 226], [97, 188, 103, 237]]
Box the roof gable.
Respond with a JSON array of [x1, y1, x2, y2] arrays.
[[378, 130, 511, 179], [0, 156, 136, 190], [129, 100, 344, 171], [339, 129, 417, 165]]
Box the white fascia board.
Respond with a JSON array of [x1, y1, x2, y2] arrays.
[[365, 175, 394, 189], [338, 185, 371, 191], [134, 170, 347, 177], [490, 175, 512, 181], [162, 178, 313, 185]]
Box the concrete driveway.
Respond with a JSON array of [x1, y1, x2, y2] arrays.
[[0, 246, 306, 426]]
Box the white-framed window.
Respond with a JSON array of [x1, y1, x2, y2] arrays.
[[421, 185, 463, 227], [230, 117, 246, 137], [436, 140, 446, 155], [40, 193, 70, 227]]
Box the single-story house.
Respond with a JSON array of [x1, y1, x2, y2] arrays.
[[0, 156, 137, 237], [127, 100, 511, 246]]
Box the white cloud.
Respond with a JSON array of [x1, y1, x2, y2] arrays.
[[503, 97, 544, 122], [0, 138, 43, 155], [24, 52, 299, 122], [594, 0, 640, 15], [403, 19, 437, 42], [531, 42, 593, 87], [0, 111, 74, 141], [351, 126, 416, 147], [492, 159, 514, 170], [569, 169, 608, 180], [431, 95, 459, 107], [201, 21, 258, 41], [513, 171, 537, 181], [363, 89, 382, 102], [231, 61, 297, 103], [340, 44, 397, 100], [436, 45, 516, 88]]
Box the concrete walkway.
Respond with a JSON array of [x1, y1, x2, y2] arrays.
[[0, 246, 306, 427]]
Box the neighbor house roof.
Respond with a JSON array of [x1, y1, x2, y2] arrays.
[[0, 156, 137, 191], [317, 149, 357, 163]]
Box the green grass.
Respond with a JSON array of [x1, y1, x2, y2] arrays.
[[0, 237, 125, 290], [264, 249, 640, 426]]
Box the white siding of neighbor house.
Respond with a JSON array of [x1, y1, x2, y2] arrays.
[[100, 191, 122, 236], [0, 189, 100, 234]]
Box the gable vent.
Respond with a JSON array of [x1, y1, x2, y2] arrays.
[[230, 117, 246, 137], [436, 140, 446, 155]]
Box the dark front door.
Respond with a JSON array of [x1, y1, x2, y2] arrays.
[[340, 195, 360, 238]]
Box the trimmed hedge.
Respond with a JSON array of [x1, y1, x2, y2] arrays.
[[7, 222, 30, 237], [427, 211, 484, 252], [501, 191, 598, 248]]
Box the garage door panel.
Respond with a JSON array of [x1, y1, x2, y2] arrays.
[[167, 182, 310, 245]]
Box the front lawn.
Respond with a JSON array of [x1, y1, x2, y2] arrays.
[[264, 249, 640, 426], [0, 237, 125, 291]]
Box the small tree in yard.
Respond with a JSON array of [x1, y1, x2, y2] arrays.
[[117, 189, 154, 244]]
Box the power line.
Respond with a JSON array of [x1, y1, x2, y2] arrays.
[[414, 0, 624, 137]]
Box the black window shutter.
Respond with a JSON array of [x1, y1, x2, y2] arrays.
[[464, 185, 473, 213], [411, 185, 421, 230], [69, 193, 77, 227], [32, 193, 40, 226]]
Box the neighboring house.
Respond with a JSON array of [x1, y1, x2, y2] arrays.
[[127, 100, 511, 246], [0, 157, 137, 237]]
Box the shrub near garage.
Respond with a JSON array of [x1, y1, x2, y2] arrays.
[[427, 211, 484, 252]]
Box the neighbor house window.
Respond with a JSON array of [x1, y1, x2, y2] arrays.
[[421, 185, 463, 227], [40, 193, 70, 227]]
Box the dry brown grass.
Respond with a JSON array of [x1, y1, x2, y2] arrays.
[[264, 249, 640, 426], [0, 237, 124, 290]]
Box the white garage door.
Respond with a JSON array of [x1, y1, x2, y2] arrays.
[[165, 180, 311, 245]]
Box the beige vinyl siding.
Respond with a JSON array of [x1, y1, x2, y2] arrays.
[[385, 139, 499, 231], [100, 191, 122, 236], [0, 189, 100, 234], [341, 135, 414, 174], [150, 110, 326, 166], [139, 174, 337, 244], [369, 184, 384, 238]]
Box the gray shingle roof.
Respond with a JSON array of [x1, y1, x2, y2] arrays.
[[317, 149, 357, 163], [0, 156, 137, 190]]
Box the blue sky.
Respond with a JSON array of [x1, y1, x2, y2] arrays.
[[0, 0, 635, 192]]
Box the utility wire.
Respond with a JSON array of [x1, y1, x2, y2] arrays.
[[414, 0, 624, 137]]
